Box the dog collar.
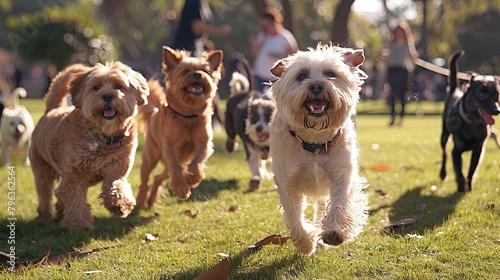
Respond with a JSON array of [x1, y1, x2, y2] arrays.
[[289, 127, 342, 154], [458, 100, 481, 125], [166, 104, 199, 119], [87, 131, 125, 152]]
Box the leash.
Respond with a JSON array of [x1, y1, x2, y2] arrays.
[[413, 58, 471, 81]]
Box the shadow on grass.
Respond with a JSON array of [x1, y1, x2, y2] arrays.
[[383, 185, 463, 236], [161, 178, 238, 202], [1, 214, 155, 265], [164, 247, 306, 280]]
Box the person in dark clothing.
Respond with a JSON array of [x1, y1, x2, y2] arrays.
[[171, 0, 231, 57], [381, 21, 419, 126]]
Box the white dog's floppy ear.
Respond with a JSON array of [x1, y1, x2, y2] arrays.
[[270, 60, 287, 78], [162, 46, 182, 72], [343, 50, 365, 67]]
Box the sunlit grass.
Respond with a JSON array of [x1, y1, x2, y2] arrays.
[[0, 99, 499, 279]]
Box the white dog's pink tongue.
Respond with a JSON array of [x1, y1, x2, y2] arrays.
[[103, 109, 116, 118], [478, 108, 495, 125], [187, 84, 204, 94], [307, 100, 328, 114]]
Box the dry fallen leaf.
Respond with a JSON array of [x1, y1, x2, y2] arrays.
[[0, 250, 16, 262], [184, 210, 199, 218], [384, 218, 418, 229], [143, 233, 159, 242], [370, 164, 392, 172], [85, 270, 103, 275], [11, 247, 105, 271], [194, 258, 229, 280], [248, 234, 289, 252], [216, 252, 230, 258]]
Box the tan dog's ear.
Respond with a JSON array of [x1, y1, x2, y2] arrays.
[[68, 68, 91, 108], [129, 71, 150, 106], [270, 60, 286, 78], [113, 61, 150, 106], [206, 50, 223, 73], [343, 50, 365, 67], [162, 46, 182, 72]]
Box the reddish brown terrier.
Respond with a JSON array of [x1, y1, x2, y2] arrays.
[[136, 46, 223, 207]]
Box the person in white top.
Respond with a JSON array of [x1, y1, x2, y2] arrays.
[[249, 7, 298, 92]]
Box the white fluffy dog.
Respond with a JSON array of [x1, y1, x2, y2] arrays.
[[1, 87, 34, 166], [269, 44, 369, 255]]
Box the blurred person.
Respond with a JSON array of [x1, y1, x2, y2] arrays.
[[249, 7, 298, 92], [171, 0, 232, 57], [381, 20, 419, 126]]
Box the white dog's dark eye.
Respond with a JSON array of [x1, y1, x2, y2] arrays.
[[297, 73, 307, 81], [324, 71, 336, 78], [93, 85, 101, 91], [113, 84, 122, 90]]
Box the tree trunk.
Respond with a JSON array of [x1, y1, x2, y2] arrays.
[[251, 0, 267, 15], [418, 0, 429, 60], [281, 0, 293, 33], [331, 0, 355, 46]]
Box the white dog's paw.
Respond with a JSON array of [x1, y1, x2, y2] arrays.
[[290, 223, 318, 255], [320, 228, 346, 246], [291, 234, 317, 256]]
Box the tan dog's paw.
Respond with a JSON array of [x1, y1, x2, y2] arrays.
[[172, 185, 192, 200], [102, 181, 136, 218], [186, 167, 204, 187], [136, 184, 150, 209]]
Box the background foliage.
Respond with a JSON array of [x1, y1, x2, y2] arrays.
[[1, 0, 499, 74]]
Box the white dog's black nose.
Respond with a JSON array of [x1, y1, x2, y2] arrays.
[[102, 94, 113, 102], [309, 83, 324, 95]]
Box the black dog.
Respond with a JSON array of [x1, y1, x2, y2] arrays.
[[440, 50, 500, 192], [225, 73, 275, 191]]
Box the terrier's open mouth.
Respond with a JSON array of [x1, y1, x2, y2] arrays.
[[102, 106, 117, 120], [257, 132, 269, 142], [304, 99, 329, 117], [186, 83, 204, 95]]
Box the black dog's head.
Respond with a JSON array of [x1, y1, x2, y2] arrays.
[[463, 75, 500, 125]]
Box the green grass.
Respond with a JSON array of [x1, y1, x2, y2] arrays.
[[1, 99, 499, 279]]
